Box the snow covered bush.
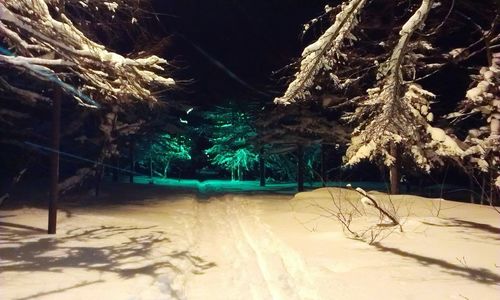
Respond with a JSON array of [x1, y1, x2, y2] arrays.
[[311, 185, 403, 244]]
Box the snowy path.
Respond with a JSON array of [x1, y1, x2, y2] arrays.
[[1, 186, 500, 300], [179, 195, 319, 300]]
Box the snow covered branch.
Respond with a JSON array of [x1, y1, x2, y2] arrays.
[[344, 0, 463, 172], [456, 53, 500, 188], [0, 0, 175, 106], [274, 0, 366, 105]]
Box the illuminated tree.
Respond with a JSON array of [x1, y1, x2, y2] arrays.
[[137, 133, 191, 179], [203, 106, 258, 181]]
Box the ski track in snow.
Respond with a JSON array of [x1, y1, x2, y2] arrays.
[[181, 195, 319, 300]]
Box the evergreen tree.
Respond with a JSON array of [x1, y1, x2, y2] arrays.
[[452, 53, 500, 201], [0, 0, 177, 193], [275, 0, 497, 194], [137, 133, 191, 179], [257, 103, 348, 189], [203, 105, 258, 181]]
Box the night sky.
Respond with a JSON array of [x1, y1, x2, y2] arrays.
[[152, 0, 328, 105]]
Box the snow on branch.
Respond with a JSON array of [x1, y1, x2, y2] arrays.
[[456, 53, 500, 187], [345, 0, 463, 170], [0, 0, 175, 106], [274, 0, 366, 105]]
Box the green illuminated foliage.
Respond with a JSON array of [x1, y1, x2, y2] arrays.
[[203, 106, 259, 181], [138, 133, 191, 178]]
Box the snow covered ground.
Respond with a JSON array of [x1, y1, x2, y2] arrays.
[[1, 183, 499, 299]]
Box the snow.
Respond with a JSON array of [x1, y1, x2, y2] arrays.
[[399, 0, 432, 35], [426, 126, 464, 156], [1, 183, 499, 299], [0, 0, 175, 105], [103, 2, 119, 13], [274, 0, 367, 105]]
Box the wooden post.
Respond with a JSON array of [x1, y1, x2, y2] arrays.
[[129, 139, 135, 183], [48, 85, 62, 234], [297, 144, 304, 192], [389, 143, 400, 195], [259, 147, 265, 187]]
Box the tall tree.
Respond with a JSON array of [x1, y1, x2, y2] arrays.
[[203, 105, 258, 181], [0, 0, 176, 232], [137, 133, 191, 179], [275, 0, 497, 194], [452, 53, 500, 202]]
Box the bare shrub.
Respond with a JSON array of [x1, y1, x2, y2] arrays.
[[304, 186, 403, 244]]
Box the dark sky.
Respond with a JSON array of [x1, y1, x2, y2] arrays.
[[152, 0, 328, 105]]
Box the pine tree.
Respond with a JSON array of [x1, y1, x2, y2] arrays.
[[452, 53, 500, 202], [257, 103, 348, 189], [274, 0, 498, 194], [137, 133, 191, 179], [0, 0, 174, 107], [203, 105, 258, 181]]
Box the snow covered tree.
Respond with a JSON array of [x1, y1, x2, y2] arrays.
[[274, 0, 367, 106], [274, 0, 497, 194], [452, 53, 500, 202], [0, 0, 176, 186], [203, 106, 258, 181], [0, 0, 178, 232], [343, 0, 465, 194], [0, 0, 174, 107]]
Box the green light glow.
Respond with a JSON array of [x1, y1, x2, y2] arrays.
[[138, 133, 192, 178], [204, 106, 258, 181]]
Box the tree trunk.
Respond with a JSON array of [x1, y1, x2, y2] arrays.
[[490, 168, 497, 205], [297, 144, 305, 192], [129, 139, 135, 184], [112, 155, 119, 182], [94, 163, 104, 197], [389, 143, 400, 195], [378, 163, 386, 182], [163, 160, 170, 178], [48, 85, 62, 234], [238, 165, 242, 181], [148, 139, 153, 184], [149, 153, 153, 184], [481, 174, 486, 205], [469, 172, 475, 204], [320, 144, 326, 187], [259, 147, 265, 187]]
